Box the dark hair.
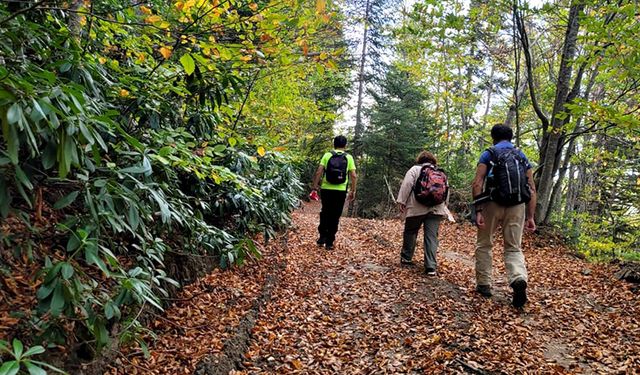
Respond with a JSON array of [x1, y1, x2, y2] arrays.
[[491, 124, 513, 142], [416, 151, 437, 165], [333, 135, 347, 148]]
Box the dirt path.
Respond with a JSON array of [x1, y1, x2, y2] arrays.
[[110, 202, 640, 374]]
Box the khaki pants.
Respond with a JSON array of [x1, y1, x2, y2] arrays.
[[475, 202, 528, 286]]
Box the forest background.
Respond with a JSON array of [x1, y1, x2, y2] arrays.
[[0, 0, 638, 372]]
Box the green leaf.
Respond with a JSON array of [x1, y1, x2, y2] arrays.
[[30, 99, 47, 123], [2, 107, 20, 165], [85, 246, 108, 274], [12, 339, 23, 359], [36, 282, 55, 300], [61, 263, 74, 280], [180, 53, 196, 75], [104, 301, 121, 320], [0, 361, 19, 375], [24, 362, 46, 375], [53, 191, 80, 210], [50, 283, 65, 317], [0, 173, 11, 218], [14, 166, 33, 190], [6, 103, 21, 125], [22, 346, 45, 357]]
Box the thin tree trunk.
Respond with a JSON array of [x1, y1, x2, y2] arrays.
[[353, 0, 371, 160], [534, 1, 585, 223], [504, 70, 528, 128], [544, 64, 600, 224], [482, 62, 495, 127]]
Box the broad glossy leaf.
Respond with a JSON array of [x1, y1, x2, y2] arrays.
[[180, 53, 196, 75], [53, 191, 80, 210]]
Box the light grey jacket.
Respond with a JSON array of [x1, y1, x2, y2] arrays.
[[396, 164, 449, 218]]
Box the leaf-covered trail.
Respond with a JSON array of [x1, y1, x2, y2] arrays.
[[110, 202, 639, 374]]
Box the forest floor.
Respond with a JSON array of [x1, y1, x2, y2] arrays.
[[108, 201, 640, 375]]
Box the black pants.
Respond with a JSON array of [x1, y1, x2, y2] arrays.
[[318, 189, 347, 246]]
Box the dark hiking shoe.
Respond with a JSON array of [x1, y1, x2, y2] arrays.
[[325, 243, 334, 250], [511, 279, 528, 308], [425, 268, 437, 277], [400, 258, 414, 266], [316, 237, 326, 246], [476, 285, 492, 297]]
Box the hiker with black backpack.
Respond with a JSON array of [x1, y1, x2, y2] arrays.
[[311, 135, 357, 250], [396, 151, 450, 276], [471, 124, 537, 308]]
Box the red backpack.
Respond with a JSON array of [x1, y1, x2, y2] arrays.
[[413, 164, 449, 206]]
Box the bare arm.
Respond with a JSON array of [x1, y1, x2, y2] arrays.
[[312, 165, 324, 190], [525, 169, 537, 231], [348, 170, 357, 200], [472, 164, 488, 229], [472, 164, 488, 199]]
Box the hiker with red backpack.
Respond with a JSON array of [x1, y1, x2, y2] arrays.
[[311, 135, 357, 250], [471, 124, 537, 308], [396, 151, 449, 276]]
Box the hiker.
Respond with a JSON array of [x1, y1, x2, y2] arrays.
[[311, 135, 357, 250], [471, 124, 537, 308], [396, 151, 449, 276]]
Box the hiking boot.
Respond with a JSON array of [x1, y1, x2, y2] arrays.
[[476, 284, 492, 297], [425, 268, 437, 277], [325, 243, 334, 250], [400, 258, 414, 266], [511, 279, 528, 308], [316, 237, 326, 246]]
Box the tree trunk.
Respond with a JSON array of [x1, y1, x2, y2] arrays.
[[534, 1, 585, 223], [353, 0, 371, 160], [504, 69, 528, 128]]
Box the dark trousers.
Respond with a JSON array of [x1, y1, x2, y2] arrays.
[[318, 189, 347, 246], [401, 214, 442, 270]]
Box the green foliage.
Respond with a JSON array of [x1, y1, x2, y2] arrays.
[[0, 0, 344, 366], [0, 339, 66, 375], [356, 65, 432, 217]]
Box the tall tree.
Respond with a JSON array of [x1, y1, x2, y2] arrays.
[[345, 0, 400, 159], [355, 65, 431, 217]]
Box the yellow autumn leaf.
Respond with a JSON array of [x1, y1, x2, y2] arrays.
[[175, 1, 184, 11], [316, 0, 326, 13], [119, 89, 130, 97], [140, 5, 152, 14], [240, 55, 253, 62], [273, 146, 287, 152], [249, 3, 258, 11], [183, 0, 196, 12], [98, 57, 107, 64], [257, 146, 266, 157], [145, 15, 162, 23], [319, 52, 328, 60], [159, 46, 173, 59]]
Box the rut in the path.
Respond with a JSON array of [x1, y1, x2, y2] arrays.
[[109, 201, 640, 374]]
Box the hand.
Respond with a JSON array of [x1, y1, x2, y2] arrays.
[[348, 191, 355, 201], [476, 211, 485, 229], [525, 217, 536, 232]]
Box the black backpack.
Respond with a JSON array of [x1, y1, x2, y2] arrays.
[[486, 147, 531, 206], [414, 164, 449, 206], [325, 151, 348, 184]]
